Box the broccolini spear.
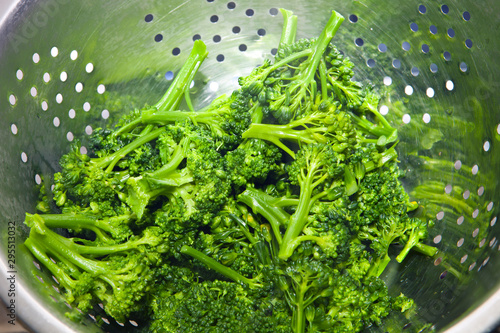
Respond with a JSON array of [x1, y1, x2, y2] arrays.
[[239, 11, 345, 123], [24, 213, 165, 323]]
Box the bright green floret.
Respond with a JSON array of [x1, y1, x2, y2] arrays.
[[24, 213, 163, 323]]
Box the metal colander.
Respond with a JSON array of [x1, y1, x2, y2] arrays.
[[1, 0, 499, 332]]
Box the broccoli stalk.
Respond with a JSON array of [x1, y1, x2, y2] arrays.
[[278, 9, 298, 47], [358, 223, 401, 278], [277, 260, 335, 333], [54, 41, 209, 217], [25, 212, 133, 244], [25, 213, 162, 255], [153, 40, 208, 112], [349, 91, 398, 145], [108, 39, 208, 139], [358, 216, 438, 278], [91, 127, 166, 174], [180, 245, 262, 289], [237, 187, 293, 244], [274, 10, 345, 113]]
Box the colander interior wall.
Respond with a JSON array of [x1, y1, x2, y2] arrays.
[[0, 0, 499, 332]]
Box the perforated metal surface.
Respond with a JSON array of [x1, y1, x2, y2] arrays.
[[0, 1, 499, 332]]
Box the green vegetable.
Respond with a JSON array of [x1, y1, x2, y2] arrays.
[[23, 9, 440, 333]]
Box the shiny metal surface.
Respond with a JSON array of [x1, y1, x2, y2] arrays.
[[0, 0, 499, 332]]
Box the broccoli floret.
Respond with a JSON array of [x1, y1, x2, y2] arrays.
[[278, 143, 344, 260], [242, 108, 356, 158], [50, 41, 209, 220], [24, 213, 164, 322], [225, 139, 284, 187], [239, 11, 345, 123], [149, 279, 291, 333]]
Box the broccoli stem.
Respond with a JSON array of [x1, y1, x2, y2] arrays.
[[31, 220, 155, 256], [180, 245, 261, 289], [301, 11, 344, 84], [294, 294, 307, 333], [281, 234, 327, 257], [109, 41, 208, 138], [29, 227, 109, 275], [278, 172, 316, 260], [350, 113, 398, 143], [25, 213, 128, 244], [367, 254, 391, 278], [361, 98, 394, 131], [153, 40, 208, 111], [242, 113, 348, 158], [111, 117, 143, 138], [279, 9, 298, 47], [141, 109, 220, 127], [318, 60, 329, 101], [273, 197, 300, 207], [228, 213, 258, 245], [344, 165, 359, 196], [237, 187, 290, 244], [242, 123, 316, 158], [363, 146, 398, 172], [146, 138, 188, 182], [268, 11, 345, 118], [396, 242, 438, 263], [24, 236, 78, 289]]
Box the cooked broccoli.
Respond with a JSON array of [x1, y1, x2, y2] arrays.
[[148, 279, 291, 333], [24, 213, 164, 323], [124, 123, 231, 221], [23, 9, 440, 333], [141, 90, 253, 151], [242, 108, 356, 158], [239, 12, 345, 123]]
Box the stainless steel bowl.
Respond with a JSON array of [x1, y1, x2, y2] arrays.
[[1, 0, 499, 332]]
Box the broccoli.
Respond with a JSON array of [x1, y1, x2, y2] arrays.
[[140, 90, 253, 151], [242, 107, 356, 158], [279, 143, 344, 260], [24, 213, 164, 323], [23, 9, 441, 333], [52, 40, 209, 219], [148, 279, 291, 333], [124, 123, 231, 221], [239, 11, 345, 123], [225, 139, 284, 188]]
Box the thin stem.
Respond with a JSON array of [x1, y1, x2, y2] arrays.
[[319, 59, 329, 101], [180, 245, 261, 289], [302, 11, 344, 84], [279, 173, 315, 260], [279, 9, 298, 48], [24, 236, 77, 289], [153, 40, 208, 111], [237, 187, 290, 244], [90, 127, 165, 172], [228, 214, 257, 245]]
